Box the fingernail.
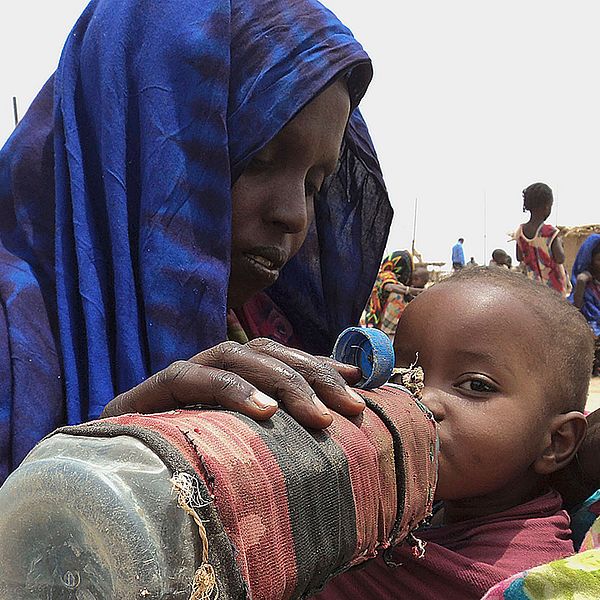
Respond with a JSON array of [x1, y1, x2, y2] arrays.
[[311, 393, 331, 416], [251, 391, 278, 409], [345, 385, 365, 405]]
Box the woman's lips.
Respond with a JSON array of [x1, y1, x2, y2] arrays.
[[246, 254, 277, 270], [242, 247, 288, 284]]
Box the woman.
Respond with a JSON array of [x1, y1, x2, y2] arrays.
[[569, 233, 600, 375], [0, 0, 392, 482], [362, 250, 427, 339]]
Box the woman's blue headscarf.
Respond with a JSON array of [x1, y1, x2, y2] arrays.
[[0, 0, 392, 481], [569, 234, 600, 336]]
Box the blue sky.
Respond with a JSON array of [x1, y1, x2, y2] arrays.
[[2, 1, 598, 266]]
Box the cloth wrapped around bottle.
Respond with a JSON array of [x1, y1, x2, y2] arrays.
[[0, 385, 438, 600]]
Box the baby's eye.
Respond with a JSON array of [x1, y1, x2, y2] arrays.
[[456, 377, 497, 394]]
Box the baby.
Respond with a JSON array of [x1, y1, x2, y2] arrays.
[[316, 266, 594, 600]]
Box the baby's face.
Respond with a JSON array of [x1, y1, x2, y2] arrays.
[[393, 281, 551, 502]]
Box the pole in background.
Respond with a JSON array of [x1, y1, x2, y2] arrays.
[[411, 197, 418, 257], [483, 189, 487, 264], [12, 96, 19, 127]]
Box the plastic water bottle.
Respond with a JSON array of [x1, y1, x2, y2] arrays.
[[0, 433, 198, 599], [0, 328, 436, 600]]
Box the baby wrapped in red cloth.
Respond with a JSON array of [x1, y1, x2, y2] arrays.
[[316, 266, 593, 599]]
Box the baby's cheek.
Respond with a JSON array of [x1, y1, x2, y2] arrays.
[[435, 446, 498, 500], [431, 453, 459, 500]]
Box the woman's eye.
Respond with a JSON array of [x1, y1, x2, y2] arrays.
[[456, 378, 497, 394]]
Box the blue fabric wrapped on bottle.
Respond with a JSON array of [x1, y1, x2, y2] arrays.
[[0, 0, 392, 482]]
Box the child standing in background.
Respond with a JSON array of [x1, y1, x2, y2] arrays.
[[513, 182, 571, 296]]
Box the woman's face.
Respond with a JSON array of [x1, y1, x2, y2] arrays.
[[228, 80, 351, 308]]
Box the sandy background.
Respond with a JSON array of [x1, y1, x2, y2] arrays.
[[587, 378, 600, 413]]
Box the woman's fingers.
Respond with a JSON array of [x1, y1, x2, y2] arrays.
[[101, 339, 367, 430], [189, 341, 335, 428], [243, 338, 366, 417], [101, 360, 278, 420], [316, 355, 363, 386]]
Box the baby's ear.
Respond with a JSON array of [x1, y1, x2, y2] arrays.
[[534, 412, 588, 475]]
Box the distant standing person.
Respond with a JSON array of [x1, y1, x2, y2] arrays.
[[513, 183, 570, 296], [451, 238, 465, 270], [569, 233, 600, 376]]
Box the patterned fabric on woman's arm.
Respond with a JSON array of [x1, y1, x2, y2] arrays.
[[570, 490, 600, 551], [481, 549, 600, 599], [379, 292, 408, 337]]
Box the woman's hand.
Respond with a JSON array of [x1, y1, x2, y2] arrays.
[[573, 271, 593, 308], [384, 282, 424, 297], [409, 286, 426, 296], [101, 338, 364, 429], [577, 271, 593, 285], [384, 282, 407, 295]]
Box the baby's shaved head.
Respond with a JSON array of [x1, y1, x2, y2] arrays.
[[435, 267, 594, 412]]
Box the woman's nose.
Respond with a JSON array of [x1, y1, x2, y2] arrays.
[[269, 181, 309, 235], [420, 387, 445, 422]]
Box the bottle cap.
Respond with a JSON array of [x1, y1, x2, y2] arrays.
[[332, 327, 395, 389]]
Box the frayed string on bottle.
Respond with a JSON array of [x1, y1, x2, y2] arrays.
[[407, 532, 427, 559], [171, 472, 219, 600], [391, 353, 424, 400], [382, 530, 428, 568]]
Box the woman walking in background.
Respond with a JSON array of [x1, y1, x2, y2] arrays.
[[362, 250, 428, 340], [513, 182, 571, 296], [570, 234, 600, 375]]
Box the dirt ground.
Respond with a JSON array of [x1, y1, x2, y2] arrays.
[[586, 377, 600, 413]]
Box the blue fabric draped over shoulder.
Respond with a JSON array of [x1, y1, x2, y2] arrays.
[[0, 0, 392, 482], [569, 234, 600, 336]]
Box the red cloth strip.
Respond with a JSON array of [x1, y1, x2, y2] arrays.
[[92, 384, 438, 599]]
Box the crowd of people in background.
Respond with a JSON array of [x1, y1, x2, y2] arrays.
[[365, 183, 599, 375]]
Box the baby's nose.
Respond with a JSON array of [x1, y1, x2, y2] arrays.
[[420, 387, 445, 422]]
